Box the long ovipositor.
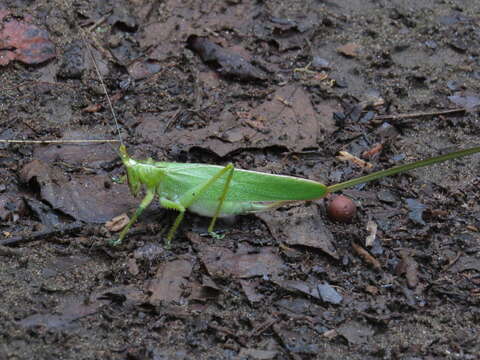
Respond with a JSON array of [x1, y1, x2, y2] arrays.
[[116, 144, 480, 246]]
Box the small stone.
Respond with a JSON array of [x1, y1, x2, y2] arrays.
[[327, 195, 356, 223], [311, 56, 331, 70], [318, 282, 343, 304]]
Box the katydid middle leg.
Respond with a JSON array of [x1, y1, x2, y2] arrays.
[[160, 163, 235, 246]]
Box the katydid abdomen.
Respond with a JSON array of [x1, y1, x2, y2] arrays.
[[115, 144, 480, 247], [158, 163, 328, 202], [115, 146, 329, 246], [161, 165, 326, 217], [131, 161, 328, 217]]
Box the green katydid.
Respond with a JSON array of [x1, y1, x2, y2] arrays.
[[2, 17, 478, 248], [114, 142, 480, 247]]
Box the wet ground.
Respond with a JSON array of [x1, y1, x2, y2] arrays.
[[1, 0, 480, 359]]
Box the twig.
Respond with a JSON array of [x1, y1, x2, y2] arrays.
[[208, 324, 247, 347], [337, 150, 373, 169], [351, 241, 381, 270], [250, 318, 277, 337], [0, 245, 25, 257], [373, 108, 465, 122], [293, 62, 316, 75], [0, 222, 85, 246], [442, 251, 462, 272], [87, 13, 110, 32]]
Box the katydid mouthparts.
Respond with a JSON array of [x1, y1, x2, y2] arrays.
[[114, 144, 480, 247]]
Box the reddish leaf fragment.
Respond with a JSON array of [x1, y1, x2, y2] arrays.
[[105, 213, 130, 232], [0, 11, 56, 66], [336, 42, 361, 58], [362, 143, 383, 159], [82, 103, 103, 113]]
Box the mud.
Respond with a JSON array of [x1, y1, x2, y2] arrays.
[[1, 0, 479, 359]]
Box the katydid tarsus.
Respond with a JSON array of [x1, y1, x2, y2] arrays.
[[111, 143, 480, 247], [1, 11, 478, 249], [2, 136, 480, 247], [2, 21, 479, 247], [2, 137, 480, 247], [0, 135, 480, 247]]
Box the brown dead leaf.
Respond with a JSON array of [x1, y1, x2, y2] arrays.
[[33, 131, 118, 168], [189, 275, 220, 302], [448, 255, 480, 273], [198, 245, 284, 279], [148, 259, 193, 304], [257, 204, 339, 259], [20, 160, 136, 223], [105, 213, 130, 232], [337, 320, 374, 345], [18, 294, 108, 330], [273, 324, 321, 355], [0, 11, 56, 66], [141, 0, 256, 63], [240, 279, 264, 304], [135, 85, 337, 157]]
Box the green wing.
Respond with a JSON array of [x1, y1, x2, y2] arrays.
[[159, 163, 328, 202]]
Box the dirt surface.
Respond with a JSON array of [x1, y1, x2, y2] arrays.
[[1, 0, 480, 359]]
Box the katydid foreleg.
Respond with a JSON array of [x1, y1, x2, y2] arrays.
[[111, 189, 155, 246]]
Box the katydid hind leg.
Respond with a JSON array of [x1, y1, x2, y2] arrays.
[[110, 189, 155, 246], [162, 163, 235, 242], [207, 163, 234, 234]]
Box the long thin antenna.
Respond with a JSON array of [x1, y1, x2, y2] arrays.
[[0, 139, 119, 144], [79, 28, 124, 145], [1, 2, 124, 147]]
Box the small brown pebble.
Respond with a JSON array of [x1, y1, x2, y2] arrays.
[[327, 195, 356, 223]]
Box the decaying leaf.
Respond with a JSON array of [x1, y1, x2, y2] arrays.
[[0, 10, 56, 66], [105, 214, 130, 232]]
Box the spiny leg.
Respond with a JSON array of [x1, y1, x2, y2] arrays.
[[163, 163, 235, 244], [110, 189, 155, 246]]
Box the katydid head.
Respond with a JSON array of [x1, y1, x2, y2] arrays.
[[118, 145, 142, 197]]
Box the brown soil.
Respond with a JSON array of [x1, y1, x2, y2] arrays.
[[1, 1, 479, 359]]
